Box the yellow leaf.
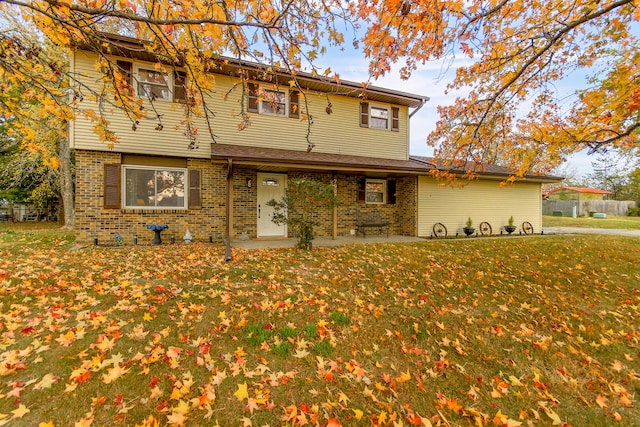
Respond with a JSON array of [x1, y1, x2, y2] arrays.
[[234, 382, 249, 401], [102, 365, 129, 384], [170, 387, 183, 400], [352, 409, 364, 420], [39, 422, 55, 427], [166, 412, 187, 426], [396, 370, 411, 383], [11, 404, 29, 419]]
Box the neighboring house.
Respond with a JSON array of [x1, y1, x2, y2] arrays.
[[547, 187, 611, 201], [70, 34, 561, 245]]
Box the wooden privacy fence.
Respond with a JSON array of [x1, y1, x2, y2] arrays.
[[543, 200, 637, 217]]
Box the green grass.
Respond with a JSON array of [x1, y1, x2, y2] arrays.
[[543, 214, 640, 229], [0, 223, 639, 426]]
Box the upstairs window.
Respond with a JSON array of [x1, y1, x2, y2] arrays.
[[261, 89, 287, 116], [247, 83, 300, 118], [360, 103, 400, 131], [137, 68, 171, 101], [370, 106, 388, 129], [116, 62, 187, 103]]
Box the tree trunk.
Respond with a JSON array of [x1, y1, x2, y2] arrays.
[[58, 134, 75, 229]]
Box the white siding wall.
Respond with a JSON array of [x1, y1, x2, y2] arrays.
[[70, 51, 409, 160], [417, 177, 542, 237]]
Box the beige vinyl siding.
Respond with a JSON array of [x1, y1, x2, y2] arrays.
[[417, 177, 542, 237], [71, 51, 409, 160], [71, 51, 210, 159]]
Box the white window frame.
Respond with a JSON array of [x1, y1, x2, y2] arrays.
[[122, 165, 188, 210], [259, 88, 287, 116], [365, 179, 387, 204], [369, 106, 390, 130], [134, 65, 173, 102]]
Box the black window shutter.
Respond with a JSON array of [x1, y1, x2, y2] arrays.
[[387, 179, 396, 204], [360, 102, 369, 127], [174, 70, 187, 102], [357, 177, 366, 202], [391, 107, 400, 132], [289, 90, 300, 118], [188, 169, 202, 209], [104, 164, 121, 209], [116, 60, 133, 94], [247, 82, 259, 112]]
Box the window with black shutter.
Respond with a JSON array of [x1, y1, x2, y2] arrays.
[[360, 102, 369, 127], [173, 70, 187, 103], [188, 169, 202, 209], [289, 91, 300, 118], [104, 164, 121, 209], [391, 107, 400, 132], [116, 60, 133, 95], [387, 180, 396, 204], [247, 82, 259, 112]]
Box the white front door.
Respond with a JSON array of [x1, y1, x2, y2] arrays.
[[257, 173, 287, 237]]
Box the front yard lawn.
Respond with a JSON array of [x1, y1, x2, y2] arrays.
[[0, 224, 639, 426], [543, 215, 640, 230]]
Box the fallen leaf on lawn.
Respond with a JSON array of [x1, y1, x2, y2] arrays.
[[166, 411, 187, 426], [11, 404, 29, 419], [596, 394, 608, 408], [234, 382, 248, 401], [102, 365, 129, 384]]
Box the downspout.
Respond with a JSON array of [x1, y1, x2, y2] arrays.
[[224, 159, 233, 262], [409, 97, 429, 118]]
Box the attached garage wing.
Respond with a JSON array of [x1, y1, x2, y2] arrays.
[[417, 177, 542, 237]]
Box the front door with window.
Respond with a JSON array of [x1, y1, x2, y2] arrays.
[[256, 173, 287, 237]]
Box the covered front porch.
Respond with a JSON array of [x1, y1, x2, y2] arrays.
[[212, 143, 434, 245]]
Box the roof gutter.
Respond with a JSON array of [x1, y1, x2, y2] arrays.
[[409, 97, 429, 118]]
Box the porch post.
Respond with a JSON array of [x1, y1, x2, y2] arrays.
[[332, 174, 338, 240], [225, 159, 234, 262]]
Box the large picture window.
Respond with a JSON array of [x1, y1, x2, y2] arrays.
[[123, 166, 187, 209]]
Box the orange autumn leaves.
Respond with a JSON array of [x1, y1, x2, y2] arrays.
[[0, 233, 639, 425], [3, 0, 638, 178]]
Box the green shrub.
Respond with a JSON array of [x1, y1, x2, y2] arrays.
[[267, 178, 340, 250]]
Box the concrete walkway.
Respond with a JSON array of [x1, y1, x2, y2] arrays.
[[232, 234, 427, 250], [542, 226, 640, 237], [231, 227, 639, 250]]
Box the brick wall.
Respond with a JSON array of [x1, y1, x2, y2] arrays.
[[75, 150, 418, 244], [75, 150, 228, 245]]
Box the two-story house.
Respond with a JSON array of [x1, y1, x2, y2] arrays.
[[70, 34, 560, 245]]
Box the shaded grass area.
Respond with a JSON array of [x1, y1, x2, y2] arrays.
[[0, 223, 639, 426], [543, 214, 640, 230]]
